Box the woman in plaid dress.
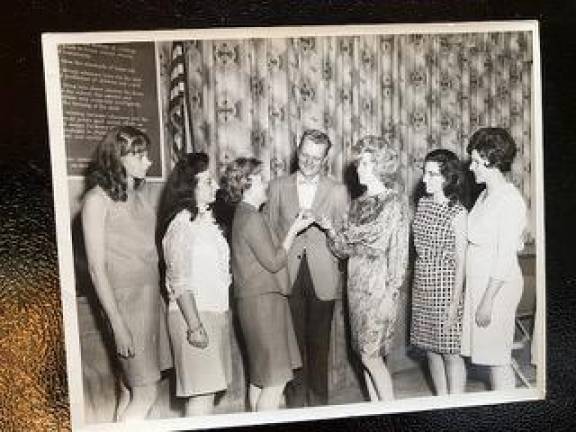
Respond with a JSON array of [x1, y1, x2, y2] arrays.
[[411, 149, 468, 395]]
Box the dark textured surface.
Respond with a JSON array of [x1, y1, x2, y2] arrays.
[[0, 163, 69, 430], [1, 1, 576, 431]]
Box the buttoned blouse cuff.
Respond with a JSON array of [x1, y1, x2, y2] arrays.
[[168, 280, 197, 302]]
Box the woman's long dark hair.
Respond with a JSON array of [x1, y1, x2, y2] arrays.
[[157, 153, 208, 241], [85, 126, 150, 201], [157, 152, 230, 244]]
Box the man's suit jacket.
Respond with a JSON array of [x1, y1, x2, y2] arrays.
[[266, 173, 349, 301]]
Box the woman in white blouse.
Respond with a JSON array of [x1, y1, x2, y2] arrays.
[[462, 127, 527, 390], [159, 153, 232, 416]]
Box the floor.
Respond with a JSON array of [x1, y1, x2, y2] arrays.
[[331, 320, 537, 406], [146, 342, 536, 420], [85, 315, 537, 423]]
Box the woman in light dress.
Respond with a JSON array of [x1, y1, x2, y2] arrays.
[[82, 126, 171, 421], [462, 127, 527, 390], [159, 153, 232, 415]]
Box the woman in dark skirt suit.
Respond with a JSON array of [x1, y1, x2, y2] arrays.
[[221, 157, 314, 411]]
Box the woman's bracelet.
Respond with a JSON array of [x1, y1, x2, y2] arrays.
[[187, 322, 203, 334]]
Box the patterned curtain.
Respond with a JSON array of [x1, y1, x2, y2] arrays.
[[158, 31, 533, 220], [157, 31, 534, 396]]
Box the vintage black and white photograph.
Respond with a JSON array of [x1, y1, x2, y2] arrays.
[[42, 21, 545, 431]]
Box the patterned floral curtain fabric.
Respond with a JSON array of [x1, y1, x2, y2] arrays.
[[158, 30, 533, 221], [157, 31, 534, 396]]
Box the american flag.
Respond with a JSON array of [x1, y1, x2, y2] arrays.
[[168, 41, 193, 166]]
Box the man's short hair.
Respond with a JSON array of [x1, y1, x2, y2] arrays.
[[298, 129, 332, 156]]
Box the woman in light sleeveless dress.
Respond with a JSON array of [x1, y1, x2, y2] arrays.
[[82, 126, 171, 421]]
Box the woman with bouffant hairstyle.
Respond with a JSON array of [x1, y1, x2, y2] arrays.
[[82, 126, 171, 421], [222, 157, 313, 411], [353, 135, 403, 190], [411, 149, 468, 395], [462, 127, 527, 390], [318, 135, 409, 401]]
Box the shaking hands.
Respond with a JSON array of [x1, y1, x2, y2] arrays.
[[292, 209, 315, 233], [291, 210, 343, 239]]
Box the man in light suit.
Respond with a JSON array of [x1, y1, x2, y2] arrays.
[[267, 129, 349, 407]]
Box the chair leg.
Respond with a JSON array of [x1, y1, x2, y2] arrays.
[[511, 358, 532, 389], [517, 318, 531, 340], [512, 317, 532, 350]]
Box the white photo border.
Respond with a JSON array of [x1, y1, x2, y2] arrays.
[[42, 20, 545, 432]]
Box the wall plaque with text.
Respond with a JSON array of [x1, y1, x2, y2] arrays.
[[58, 42, 162, 177]]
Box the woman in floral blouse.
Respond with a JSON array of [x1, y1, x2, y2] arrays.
[[318, 136, 409, 401]]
